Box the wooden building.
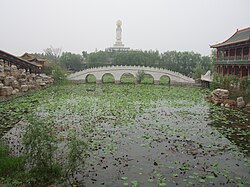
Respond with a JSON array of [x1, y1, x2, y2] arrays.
[[211, 27, 250, 77], [20, 53, 46, 71], [0, 50, 43, 73]]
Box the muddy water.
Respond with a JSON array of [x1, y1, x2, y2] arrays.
[[80, 102, 249, 186], [1, 85, 250, 187]]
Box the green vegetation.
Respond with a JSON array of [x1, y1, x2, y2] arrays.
[[136, 70, 145, 84], [0, 141, 25, 183], [86, 50, 211, 77], [120, 73, 136, 84], [22, 116, 62, 185], [37, 47, 212, 79], [211, 74, 250, 101], [0, 83, 249, 186]]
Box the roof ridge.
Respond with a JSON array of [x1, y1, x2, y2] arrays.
[[237, 26, 250, 33], [211, 26, 250, 48]]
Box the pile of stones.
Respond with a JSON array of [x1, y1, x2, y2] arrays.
[[210, 89, 229, 105], [209, 88, 247, 108], [0, 61, 54, 97]]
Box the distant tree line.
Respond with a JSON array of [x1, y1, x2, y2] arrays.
[[85, 50, 211, 78], [38, 46, 212, 80]]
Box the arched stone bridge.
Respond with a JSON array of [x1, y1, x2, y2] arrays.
[[68, 65, 195, 84]]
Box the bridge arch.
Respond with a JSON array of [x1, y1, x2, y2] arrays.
[[102, 73, 115, 83], [86, 74, 96, 83], [141, 73, 154, 84], [159, 75, 170, 85], [120, 72, 136, 84]]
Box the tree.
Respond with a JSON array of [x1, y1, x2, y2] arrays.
[[43, 45, 62, 63], [193, 63, 202, 79], [60, 52, 83, 71], [136, 70, 145, 83], [87, 51, 110, 67]]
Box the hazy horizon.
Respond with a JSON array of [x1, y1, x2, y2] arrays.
[[1, 0, 250, 56]]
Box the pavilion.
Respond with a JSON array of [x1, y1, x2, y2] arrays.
[[211, 27, 250, 77]]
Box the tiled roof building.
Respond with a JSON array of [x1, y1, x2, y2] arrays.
[[211, 27, 250, 77]]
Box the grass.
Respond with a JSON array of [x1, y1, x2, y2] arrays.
[[0, 140, 25, 185]]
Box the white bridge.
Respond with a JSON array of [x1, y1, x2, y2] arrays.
[[68, 65, 195, 84]]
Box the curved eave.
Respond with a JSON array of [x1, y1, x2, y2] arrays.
[[210, 39, 250, 48]]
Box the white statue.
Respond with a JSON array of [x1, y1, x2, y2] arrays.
[[116, 20, 122, 42]]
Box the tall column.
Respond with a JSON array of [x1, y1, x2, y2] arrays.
[[241, 47, 244, 60], [240, 66, 242, 78], [234, 48, 236, 61], [227, 65, 230, 76], [248, 46, 250, 60], [248, 65, 250, 77]]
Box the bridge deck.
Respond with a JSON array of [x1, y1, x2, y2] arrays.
[[0, 50, 42, 73]]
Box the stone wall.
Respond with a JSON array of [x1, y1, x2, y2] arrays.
[[0, 60, 54, 97]]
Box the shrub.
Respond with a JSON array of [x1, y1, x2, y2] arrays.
[[136, 70, 145, 84], [44, 63, 67, 83], [22, 116, 62, 185]]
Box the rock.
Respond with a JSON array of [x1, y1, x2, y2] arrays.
[[36, 78, 43, 84], [0, 83, 4, 89], [20, 85, 28, 92], [4, 66, 11, 72], [4, 76, 15, 86], [28, 85, 36, 90], [0, 65, 4, 72], [211, 89, 229, 105], [0, 86, 13, 96], [20, 72, 26, 79], [237, 97, 245, 108], [0, 72, 6, 81], [246, 103, 250, 108], [40, 82, 46, 87], [12, 89, 19, 95], [11, 80, 19, 89], [18, 78, 27, 85], [223, 99, 236, 108]]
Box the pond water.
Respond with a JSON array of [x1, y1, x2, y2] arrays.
[[0, 84, 249, 186]]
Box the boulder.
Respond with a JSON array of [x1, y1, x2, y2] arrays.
[[223, 99, 236, 108], [0, 72, 6, 81], [4, 66, 11, 72], [10, 66, 21, 77], [246, 103, 250, 108], [40, 82, 47, 87], [28, 85, 36, 90], [0, 65, 4, 72], [0, 86, 13, 96], [237, 97, 245, 108], [0, 83, 4, 89], [18, 78, 27, 85], [11, 80, 19, 89], [12, 89, 19, 95], [20, 85, 29, 92], [211, 89, 229, 105], [4, 76, 15, 86]]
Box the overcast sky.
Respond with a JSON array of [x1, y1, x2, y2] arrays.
[[1, 0, 249, 56]]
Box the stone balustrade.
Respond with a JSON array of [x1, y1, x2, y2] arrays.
[[68, 65, 195, 84]]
